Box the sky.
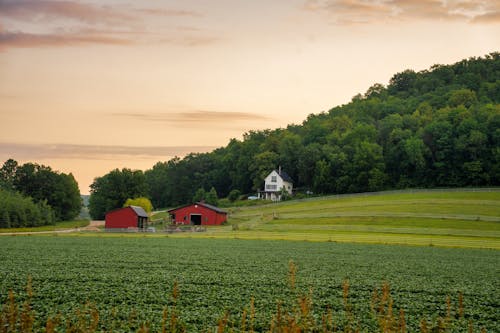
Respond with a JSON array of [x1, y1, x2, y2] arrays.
[[0, 0, 499, 194]]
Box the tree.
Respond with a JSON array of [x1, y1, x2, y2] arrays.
[[205, 187, 219, 206], [248, 151, 279, 191], [193, 188, 206, 203], [9, 161, 81, 221], [89, 168, 147, 220], [448, 89, 477, 108], [388, 69, 417, 95], [124, 197, 153, 214], [129, 54, 499, 201], [0, 159, 18, 190], [227, 189, 241, 202]]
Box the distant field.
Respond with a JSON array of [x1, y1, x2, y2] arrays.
[[162, 190, 500, 249], [0, 220, 90, 233], [0, 236, 498, 331], [3, 189, 499, 249]]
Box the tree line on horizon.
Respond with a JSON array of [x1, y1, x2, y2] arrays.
[[86, 53, 498, 219], [0, 159, 82, 228]]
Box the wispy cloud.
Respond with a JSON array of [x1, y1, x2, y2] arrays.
[[0, 30, 133, 49], [0, 0, 131, 24], [0, 143, 217, 160], [114, 111, 273, 125], [0, 0, 218, 50], [304, 0, 500, 24], [136, 8, 202, 18]]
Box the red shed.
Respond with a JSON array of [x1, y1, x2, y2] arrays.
[[168, 202, 227, 225], [105, 206, 148, 229]]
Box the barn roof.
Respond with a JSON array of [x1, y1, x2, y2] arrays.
[[129, 205, 148, 217], [168, 202, 227, 214], [197, 202, 227, 214]]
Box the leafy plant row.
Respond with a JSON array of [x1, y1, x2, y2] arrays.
[[0, 237, 497, 331]]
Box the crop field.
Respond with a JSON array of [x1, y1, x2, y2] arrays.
[[1, 236, 498, 332]]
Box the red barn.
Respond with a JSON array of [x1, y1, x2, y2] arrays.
[[105, 206, 148, 229], [168, 202, 227, 225]]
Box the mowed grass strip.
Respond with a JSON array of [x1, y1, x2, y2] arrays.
[[226, 190, 500, 248], [164, 230, 500, 249]]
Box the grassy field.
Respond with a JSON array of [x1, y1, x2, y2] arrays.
[[1, 236, 498, 332], [151, 189, 500, 249], [0, 219, 90, 233]]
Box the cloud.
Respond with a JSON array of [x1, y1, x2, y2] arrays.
[[114, 111, 273, 125], [0, 0, 131, 24], [472, 11, 500, 23], [304, 0, 500, 24], [0, 30, 133, 49], [0, 0, 218, 50], [0, 143, 217, 161], [136, 8, 202, 18]]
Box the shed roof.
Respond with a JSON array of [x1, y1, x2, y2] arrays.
[[168, 202, 227, 214], [129, 205, 148, 217]]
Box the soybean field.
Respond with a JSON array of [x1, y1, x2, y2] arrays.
[[1, 236, 498, 331]]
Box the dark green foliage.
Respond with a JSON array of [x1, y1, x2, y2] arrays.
[[10, 162, 81, 221], [227, 189, 241, 202], [0, 159, 81, 224], [143, 53, 500, 207], [205, 186, 218, 206], [192, 187, 206, 203], [88, 168, 148, 220], [0, 189, 55, 228]]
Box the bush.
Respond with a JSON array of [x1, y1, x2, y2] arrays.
[[0, 189, 55, 228]]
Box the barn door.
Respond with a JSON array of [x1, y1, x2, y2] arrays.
[[190, 214, 202, 225]]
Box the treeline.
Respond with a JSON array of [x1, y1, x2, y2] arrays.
[[0, 159, 82, 228], [89, 53, 499, 218]]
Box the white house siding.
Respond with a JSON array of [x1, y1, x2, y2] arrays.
[[260, 170, 293, 201]]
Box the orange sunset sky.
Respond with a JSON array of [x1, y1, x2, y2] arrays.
[[0, 0, 499, 194]]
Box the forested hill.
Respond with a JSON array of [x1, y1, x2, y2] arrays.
[[90, 53, 500, 216]]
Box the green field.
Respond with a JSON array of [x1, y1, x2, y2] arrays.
[[164, 190, 499, 249], [0, 219, 90, 233], [1, 190, 499, 331], [0, 236, 498, 332]]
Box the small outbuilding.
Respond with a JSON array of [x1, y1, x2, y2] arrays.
[[105, 206, 148, 230], [168, 202, 227, 226]]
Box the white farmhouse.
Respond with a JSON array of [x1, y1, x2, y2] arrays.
[[258, 167, 293, 201]]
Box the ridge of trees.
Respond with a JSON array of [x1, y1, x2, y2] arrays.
[[89, 53, 500, 217], [0, 159, 82, 227]]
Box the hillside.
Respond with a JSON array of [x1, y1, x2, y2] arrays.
[[88, 53, 499, 216], [141, 53, 499, 209], [159, 189, 500, 249]]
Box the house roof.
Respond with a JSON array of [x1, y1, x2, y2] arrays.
[[129, 205, 148, 217], [277, 170, 294, 183], [168, 202, 227, 214]]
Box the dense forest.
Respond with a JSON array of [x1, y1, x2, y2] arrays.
[[0, 159, 82, 227], [89, 53, 499, 218]]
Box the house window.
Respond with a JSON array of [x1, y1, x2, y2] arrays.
[[271, 176, 277, 182], [266, 184, 277, 190]]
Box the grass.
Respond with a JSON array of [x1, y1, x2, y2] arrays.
[[2, 189, 499, 249], [0, 220, 90, 233], [210, 189, 500, 249]]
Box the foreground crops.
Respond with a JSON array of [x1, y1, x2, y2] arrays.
[[0, 236, 498, 331]]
